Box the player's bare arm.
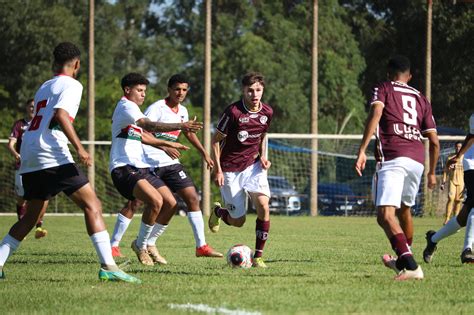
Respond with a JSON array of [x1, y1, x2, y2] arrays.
[[211, 131, 226, 186], [7, 138, 20, 163], [161, 146, 181, 159], [136, 117, 203, 133], [424, 130, 440, 189], [54, 108, 91, 167], [141, 131, 189, 151], [259, 133, 271, 170], [355, 102, 383, 176], [448, 134, 474, 168], [184, 131, 214, 169]]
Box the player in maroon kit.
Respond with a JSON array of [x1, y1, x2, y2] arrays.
[[355, 55, 439, 280], [7, 99, 47, 239], [209, 72, 273, 268]]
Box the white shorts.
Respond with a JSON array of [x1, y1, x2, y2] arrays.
[[15, 170, 24, 197], [220, 161, 271, 218], [373, 157, 424, 208]]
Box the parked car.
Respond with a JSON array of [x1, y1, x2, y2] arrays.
[[247, 176, 302, 215], [303, 183, 366, 216]]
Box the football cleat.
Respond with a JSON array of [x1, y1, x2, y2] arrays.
[[460, 248, 474, 264], [196, 244, 224, 258], [146, 245, 168, 265], [382, 254, 400, 275], [131, 240, 154, 266], [252, 257, 267, 268], [394, 266, 424, 281], [208, 202, 222, 233], [423, 230, 438, 263], [34, 227, 48, 239], [111, 246, 125, 258], [98, 268, 141, 284]]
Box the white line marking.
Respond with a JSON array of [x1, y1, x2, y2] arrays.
[[168, 303, 262, 315]]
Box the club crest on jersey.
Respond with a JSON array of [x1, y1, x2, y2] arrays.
[[260, 116, 268, 124], [239, 116, 250, 123], [237, 130, 249, 142]]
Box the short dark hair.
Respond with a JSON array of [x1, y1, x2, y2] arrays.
[[241, 72, 265, 88], [121, 73, 149, 90], [26, 98, 34, 105], [53, 42, 81, 67], [387, 55, 411, 76], [168, 74, 189, 88]]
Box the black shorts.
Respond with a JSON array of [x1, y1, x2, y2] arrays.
[[22, 163, 89, 201], [153, 164, 195, 193], [111, 165, 165, 200], [464, 170, 474, 209]]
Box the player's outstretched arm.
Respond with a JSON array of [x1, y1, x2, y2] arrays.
[[448, 133, 474, 168], [54, 108, 91, 167], [7, 137, 20, 163], [355, 102, 383, 176], [184, 131, 214, 169], [141, 131, 189, 151], [136, 117, 203, 133], [211, 131, 226, 186], [424, 131, 440, 189]]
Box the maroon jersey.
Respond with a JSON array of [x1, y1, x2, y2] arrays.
[[9, 118, 31, 170], [370, 81, 436, 164], [216, 100, 273, 172]]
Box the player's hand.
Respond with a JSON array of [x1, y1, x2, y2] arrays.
[[261, 157, 271, 170], [163, 147, 181, 159], [181, 116, 203, 133], [355, 152, 366, 176], [440, 183, 445, 191], [170, 142, 189, 151], [78, 148, 92, 167], [204, 154, 214, 170], [427, 173, 437, 189], [214, 171, 224, 187], [14, 153, 21, 163], [446, 156, 459, 168]]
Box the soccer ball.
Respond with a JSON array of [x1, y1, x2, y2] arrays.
[[226, 244, 253, 269]]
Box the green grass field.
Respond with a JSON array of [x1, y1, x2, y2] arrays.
[[0, 214, 473, 314]]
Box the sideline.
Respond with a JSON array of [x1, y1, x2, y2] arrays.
[[168, 303, 262, 315]]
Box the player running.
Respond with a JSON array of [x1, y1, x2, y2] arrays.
[[7, 99, 48, 239], [209, 72, 273, 268], [110, 72, 200, 266], [423, 113, 474, 264], [110, 74, 222, 261], [0, 42, 140, 283], [355, 55, 439, 280]]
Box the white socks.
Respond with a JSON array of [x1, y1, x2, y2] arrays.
[[187, 211, 206, 248], [90, 230, 116, 267], [463, 208, 474, 251], [432, 217, 461, 243], [136, 222, 154, 250], [147, 223, 168, 246], [0, 234, 20, 267], [110, 213, 132, 247]]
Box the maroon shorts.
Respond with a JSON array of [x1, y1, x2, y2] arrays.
[[111, 165, 165, 200], [153, 164, 195, 193], [22, 163, 89, 201]]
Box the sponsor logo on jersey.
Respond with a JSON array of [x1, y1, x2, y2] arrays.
[[237, 130, 249, 142], [249, 114, 259, 118], [239, 116, 250, 123], [393, 123, 422, 141], [260, 116, 268, 124], [117, 125, 142, 141]]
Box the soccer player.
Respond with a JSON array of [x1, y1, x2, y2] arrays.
[[423, 113, 474, 264], [440, 141, 464, 224], [355, 55, 440, 280], [109, 72, 201, 266], [208, 72, 273, 268], [110, 74, 223, 260], [0, 42, 140, 283], [7, 99, 48, 239]]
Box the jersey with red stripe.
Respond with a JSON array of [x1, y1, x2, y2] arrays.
[[142, 99, 188, 167], [9, 118, 31, 170], [216, 100, 273, 172], [19, 75, 82, 174], [370, 81, 437, 165], [109, 97, 148, 171]]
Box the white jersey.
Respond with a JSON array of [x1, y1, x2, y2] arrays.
[[463, 114, 474, 171], [19, 75, 83, 174], [109, 97, 149, 171], [142, 99, 189, 167]]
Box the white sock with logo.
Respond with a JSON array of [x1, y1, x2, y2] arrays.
[[147, 224, 168, 246], [110, 213, 132, 247], [188, 211, 206, 248]]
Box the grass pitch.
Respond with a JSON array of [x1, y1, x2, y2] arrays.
[[0, 215, 473, 314]]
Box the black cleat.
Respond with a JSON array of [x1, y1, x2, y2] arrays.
[[423, 230, 438, 263], [460, 248, 474, 264]]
